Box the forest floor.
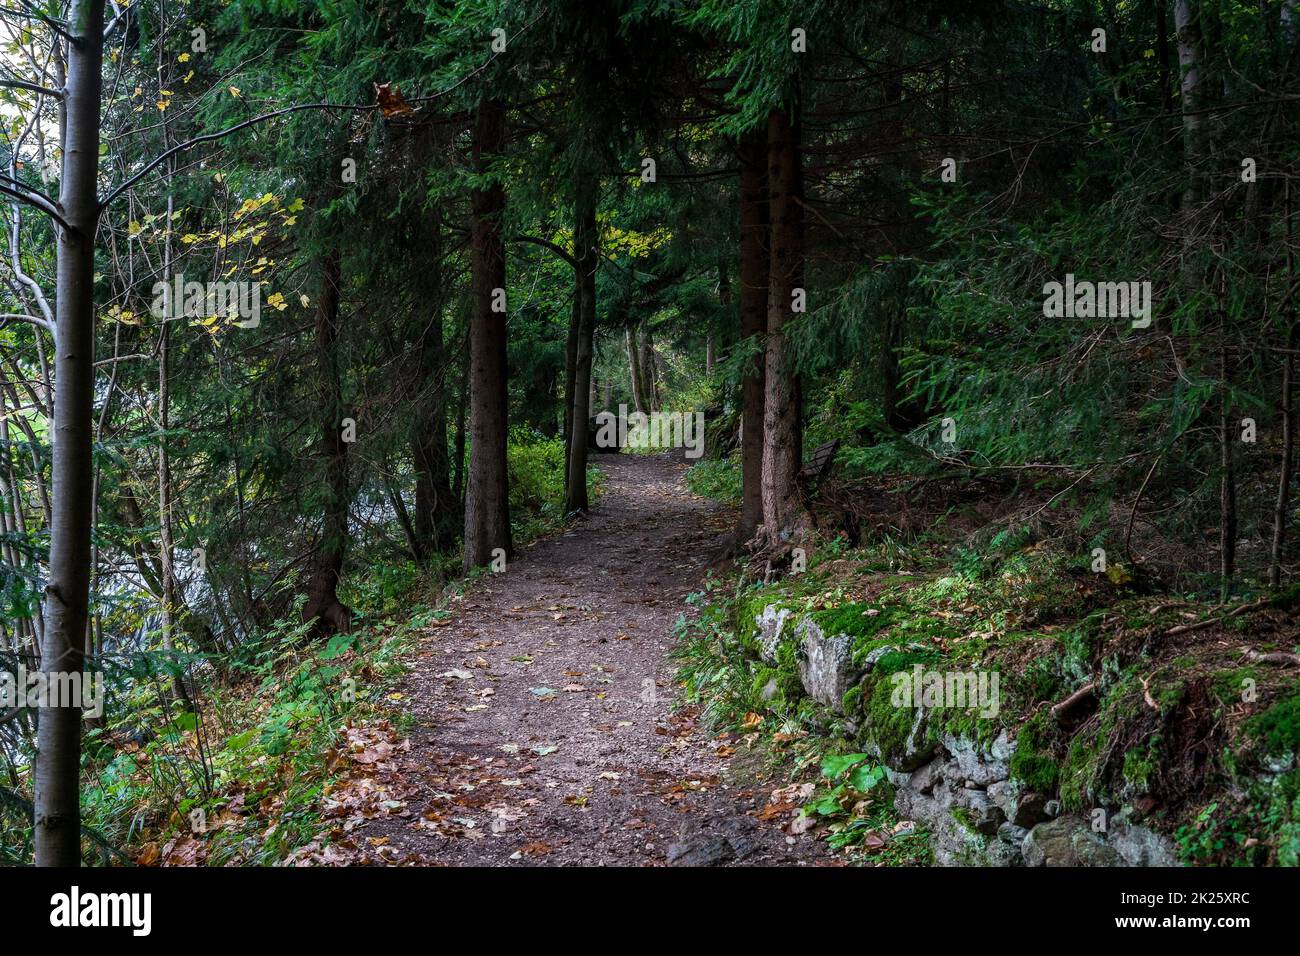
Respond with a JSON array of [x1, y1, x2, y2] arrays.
[[344, 453, 834, 866]]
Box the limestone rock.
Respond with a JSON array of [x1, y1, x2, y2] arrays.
[[1010, 790, 1051, 828], [795, 617, 862, 712], [754, 605, 794, 664], [941, 733, 1011, 787], [1109, 810, 1178, 866], [1022, 816, 1123, 867]]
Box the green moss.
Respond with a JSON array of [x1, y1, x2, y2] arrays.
[[813, 602, 898, 641], [872, 648, 943, 674], [774, 636, 799, 671], [1211, 667, 1260, 708], [1009, 709, 1059, 792], [949, 806, 978, 833], [1059, 731, 1100, 811], [750, 664, 803, 713], [1153, 676, 1186, 713], [1058, 673, 1141, 811], [932, 703, 1003, 747], [1056, 620, 1101, 683], [1012, 652, 1064, 705], [841, 683, 862, 716], [863, 671, 927, 766], [1247, 695, 1300, 756], [1122, 735, 1161, 793], [733, 592, 778, 651]]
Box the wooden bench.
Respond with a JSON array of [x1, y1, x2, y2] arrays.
[[798, 439, 840, 493]]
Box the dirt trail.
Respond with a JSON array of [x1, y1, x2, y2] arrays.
[[371, 453, 830, 866]]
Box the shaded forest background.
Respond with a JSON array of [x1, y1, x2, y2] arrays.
[[1, 0, 1298, 866]]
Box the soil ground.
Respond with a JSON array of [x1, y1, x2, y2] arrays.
[[361, 453, 833, 866]]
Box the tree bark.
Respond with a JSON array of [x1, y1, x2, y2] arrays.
[[1272, 192, 1296, 589], [1271, 326, 1294, 588], [640, 328, 659, 412], [626, 326, 646, 414], [412, 323, 456, 558], [412, 216, 456, 558], [453, 313, 469, 503], [1219, 343, 1237, 602], [158, 186, 190, 704], [562, 285, 579, 487], [1175, 0, 1206, 223], [760, 108, 807, 547], [738, 128, 769, 540], [302, 251, 353, 638], [565, 174, 598, 513], [35, 0, 105, 868], [463, 99, 512, 570]]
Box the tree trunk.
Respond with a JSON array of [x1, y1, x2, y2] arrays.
[[1176, 0, 1206, 226], [626, 326, 646, 414], [302, 251, 352, 638], [1219, 342, 1237, 602], [1155, 0, 1173, 114], [412, 216, 456, 559], [463, 99, 512, 570], [738, 128, 769, 540], [760, 108, 807, 547], [158, 187, 190, 704], [1271, 326, 1294, 589], [562, 286, 579, 488], [35, 0, 105, 868], [566, 174, 598, 513], [1272, 193, 1296, 589], [640, 329, 659, 412], [453, 314, 469, 503], [412, 318, 456, 558]]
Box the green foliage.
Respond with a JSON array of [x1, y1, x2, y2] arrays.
[[685, 454, 742, 504], [507, 427, 604, 535]]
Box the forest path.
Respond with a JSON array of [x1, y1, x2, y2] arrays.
[[368, 453, 831, 866]]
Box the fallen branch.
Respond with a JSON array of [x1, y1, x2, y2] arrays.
[[1164, 598, 1269, 637], [1051, 682, 1097, 723], [1242, 647, 1300, 667], [1139, 674, 1160, 711]]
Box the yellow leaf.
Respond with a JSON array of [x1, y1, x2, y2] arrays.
[[178, 53, 191, 63], [180, 233, 198, 244], [228, 86, 241, 98], [127, 220, 142, 236], [299, 294, 310, 308]]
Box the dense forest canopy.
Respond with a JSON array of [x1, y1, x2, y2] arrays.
[[0, 0, 1297, 872]]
